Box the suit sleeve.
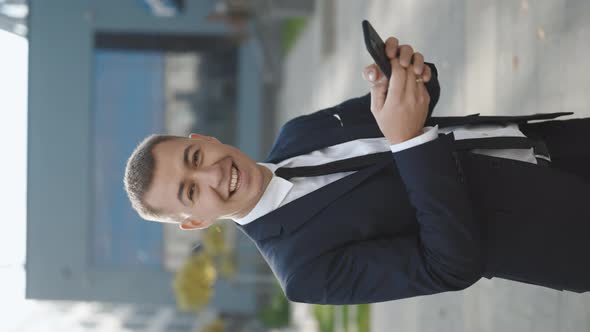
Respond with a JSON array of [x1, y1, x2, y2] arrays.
[[284, 135, 483, 305], [390, 126, 439, 153]]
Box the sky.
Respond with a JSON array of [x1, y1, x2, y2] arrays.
[[0, 29, 29, 328]]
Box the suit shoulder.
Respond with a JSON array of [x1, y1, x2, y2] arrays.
[[279, 93, 372, 129]]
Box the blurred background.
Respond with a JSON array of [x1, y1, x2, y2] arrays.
[[2, 0, 590, 331]]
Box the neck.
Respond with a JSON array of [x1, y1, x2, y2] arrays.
[[259, 163, 274, 191], [231, 164, 274, 219]]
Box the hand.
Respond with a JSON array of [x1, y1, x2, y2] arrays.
[[362, 38, 431, 145], [363, 38, 433, 82]]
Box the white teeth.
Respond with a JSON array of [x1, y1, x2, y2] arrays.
[[230, 166, 239, 193]]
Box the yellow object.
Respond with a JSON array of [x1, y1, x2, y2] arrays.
[[173, 252, 217, 311], [202, 224, 228, 255], [201, 319, 225, 332]]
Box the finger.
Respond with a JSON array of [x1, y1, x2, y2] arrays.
[[417, 79, 431, 105], [398, 45, 414, 67], [363, 63, 390, 86], [362, 63, 379, 82], [385, 37, 399, 59], [388, 57, 406, 100], [405, 64, 417, 100], [422, 65, 432, 82], [370, 80, 388, 113], [412, 52, 425, 76]]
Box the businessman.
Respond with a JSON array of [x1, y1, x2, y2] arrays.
[[124, 36, 590, 304]]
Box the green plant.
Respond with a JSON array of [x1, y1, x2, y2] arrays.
[[257, 283, 290, 328], [358, 304, 370, 332], [312, 304, 371, 332], [282, 17, 308, 53], [313, 305, 335, 332]]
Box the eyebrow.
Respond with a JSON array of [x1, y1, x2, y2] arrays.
[[177, 144, 194, 206]]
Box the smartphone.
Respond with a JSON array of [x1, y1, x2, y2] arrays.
[[362, 20, 392, 78]]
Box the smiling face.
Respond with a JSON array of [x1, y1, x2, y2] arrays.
[[143, 134, 273, 230]]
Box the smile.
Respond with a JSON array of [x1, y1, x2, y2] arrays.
[[229, 163, 241, 195]]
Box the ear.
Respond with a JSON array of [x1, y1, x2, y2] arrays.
[[188, 133, 221, 144], [179, 219, 209, 230]]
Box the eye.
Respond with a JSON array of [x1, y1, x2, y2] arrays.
[[193, 149, 200, 166], [188, 184, 196, 202]]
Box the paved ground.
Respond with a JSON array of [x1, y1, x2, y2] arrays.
[[277, 0, 590, 331]]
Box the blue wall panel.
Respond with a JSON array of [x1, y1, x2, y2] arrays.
[[93, 50, 165, 268]]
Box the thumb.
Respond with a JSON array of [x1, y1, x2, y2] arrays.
[[370, 79, 388, 114], [363, 64, 378, 82], [364, 64, 388, 114]]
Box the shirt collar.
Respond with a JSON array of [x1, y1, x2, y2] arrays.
[[232, 163, 293, 226]]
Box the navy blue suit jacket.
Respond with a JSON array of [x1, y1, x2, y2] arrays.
[[237, 64, 590, 304]]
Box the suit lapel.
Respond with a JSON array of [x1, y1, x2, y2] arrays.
[[238, 158, 392, 242]]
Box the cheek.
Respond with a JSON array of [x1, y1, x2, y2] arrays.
[[196, 192, 226, 218]]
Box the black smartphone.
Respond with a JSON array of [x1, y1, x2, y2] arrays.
[[362, 20, 392, 78]]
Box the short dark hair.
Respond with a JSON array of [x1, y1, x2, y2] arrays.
[[124, 134, 179, 222]]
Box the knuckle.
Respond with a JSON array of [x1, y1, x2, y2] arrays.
[[387, 37, 399, 45], [371, 82, 386, 92], [385, 38, 398, 55]]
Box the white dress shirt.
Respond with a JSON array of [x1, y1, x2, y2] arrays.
[[233, 124, 536, 225]]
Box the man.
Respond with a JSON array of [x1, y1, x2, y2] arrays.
[[124, 36, 590, 305]]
